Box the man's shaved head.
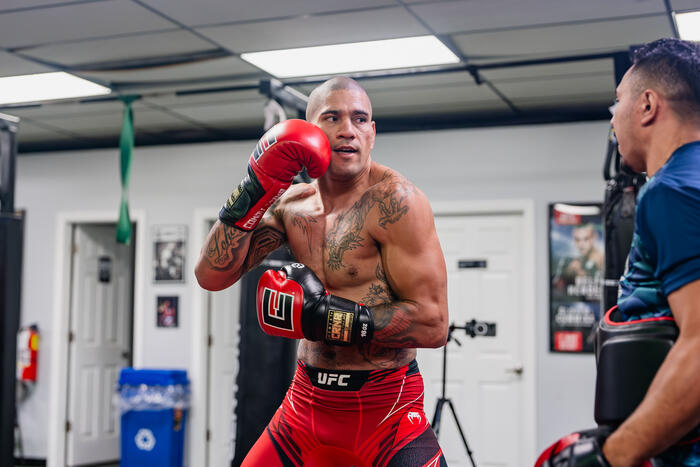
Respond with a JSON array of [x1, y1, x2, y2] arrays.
[[306, 76, 371, 121]]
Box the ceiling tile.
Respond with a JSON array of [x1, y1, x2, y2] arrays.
[[13, 119, 73, 140], [355, 71, 477, 92], [0, 0, 176, 49], [451, 15, 671, 58], [369, 82, 508, 113], [138, 0, 396, 27], [0, 0, 80, 11], [166, 99, 266, 125], [128, 108, 200, 130], [20, 30, 215, 67], [4, 100, 123, 119], [0, 50, 54, 77], [36, 108, 191, 135], [480, 59, 614, 81], [77, 56, 261, 85], [511, 94, 612, 110], [673, 0, 700, 11], [495, 73, 614, 100], [141, 89, 261, 107], [198, 7, 427, 53], [410, 0, 665, 34]]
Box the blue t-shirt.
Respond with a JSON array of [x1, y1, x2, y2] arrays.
[[617, 140, 700, 465]]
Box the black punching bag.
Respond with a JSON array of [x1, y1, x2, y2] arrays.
[[232, 247, 298, 466], [602, 131, 646, 312]]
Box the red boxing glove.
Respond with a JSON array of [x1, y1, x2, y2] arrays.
[[536, 427, 614, 467], [219, 119, 330, 231], [256, 267, 307, 339], [257, 263, 374, 345]]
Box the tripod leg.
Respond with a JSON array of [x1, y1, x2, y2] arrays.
[[446, 399, 478, 467], [431, 398, 446, 437]]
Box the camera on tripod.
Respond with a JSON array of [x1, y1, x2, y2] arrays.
[[431, 319, 498, 467], [451, 319, 497, 339]]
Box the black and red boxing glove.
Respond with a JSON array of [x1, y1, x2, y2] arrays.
[[256, 263, 374, 345], [536, 427, 612, 467], [219, 119, 330, 231]]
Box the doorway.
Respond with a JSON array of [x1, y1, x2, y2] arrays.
[[47, 211, 145, 467], [417, 200, 536, 466], [64, 223, 135, 466]]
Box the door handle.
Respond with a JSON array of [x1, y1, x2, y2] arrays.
[[506, 364, 523, 375], [121, 351, 131, 360]]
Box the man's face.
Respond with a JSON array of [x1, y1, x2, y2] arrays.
[[573, 227, 595, 256], [611, 68, 647, 173], [310, 89, 375, 179]]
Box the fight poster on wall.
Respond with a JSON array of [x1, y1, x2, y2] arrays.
[[549, 203, 605, 353]]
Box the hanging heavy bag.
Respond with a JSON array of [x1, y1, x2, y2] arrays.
[[602, 128, 647, 312]]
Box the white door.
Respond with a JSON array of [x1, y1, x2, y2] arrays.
[[66, 224, 134, 466], [207, 282, 241, 466], [418, 213, 525, 467]]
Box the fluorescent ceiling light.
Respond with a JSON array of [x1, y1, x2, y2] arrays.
[[0, 72, 111, 105], [241, 36, 461, 78], [676, 10, 700, 41]]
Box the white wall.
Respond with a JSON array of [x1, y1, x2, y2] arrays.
[[15, 119, 610, 461]]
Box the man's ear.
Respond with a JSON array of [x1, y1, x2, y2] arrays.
[[640, 89, 659, 126]]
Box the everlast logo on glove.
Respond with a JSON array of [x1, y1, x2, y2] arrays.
[[261, 288, 294, 330]]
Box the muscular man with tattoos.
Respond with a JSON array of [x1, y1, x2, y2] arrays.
[[195, 76, 449, 467]]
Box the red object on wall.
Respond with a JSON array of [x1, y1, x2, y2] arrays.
[[554, 331, 583, 352], [17, 324, 39, 382]]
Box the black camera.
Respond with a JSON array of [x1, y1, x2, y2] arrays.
[[454, 319, 497, 338]]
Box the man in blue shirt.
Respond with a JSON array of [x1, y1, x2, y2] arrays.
[[604, 38, 700, 466]]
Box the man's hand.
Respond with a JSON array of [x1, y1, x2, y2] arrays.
[[536, 427, 611, 467], [257, 263, 374, 345], [219, 119, 330, 231]]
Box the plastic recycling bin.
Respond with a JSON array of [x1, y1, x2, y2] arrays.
[[117, 368, 190, 467]]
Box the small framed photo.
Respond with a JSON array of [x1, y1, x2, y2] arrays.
[[153, 225, 187, 283], [157, 296, 179, 328]]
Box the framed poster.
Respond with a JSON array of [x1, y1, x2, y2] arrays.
[[153, 225, 187, 283], [549, 203, 605, 353], [157, 296, 179, 328]]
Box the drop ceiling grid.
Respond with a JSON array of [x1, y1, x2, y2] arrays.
[[196, 6, 429, 54], [136, 0, 398, 28], [0, 0, 176, 49], [407, 0, 668, 34], [18, 29, 217, 67], [451, 15, 673, 59]]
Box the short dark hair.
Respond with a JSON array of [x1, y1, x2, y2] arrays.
[[305, 76, 371, 121], [631, 38, 700, 118]]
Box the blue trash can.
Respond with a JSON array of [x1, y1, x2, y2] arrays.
[[117, 368, 190, 467]]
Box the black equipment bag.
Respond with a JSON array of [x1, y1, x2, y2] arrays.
[[232, 247, 298, 466]]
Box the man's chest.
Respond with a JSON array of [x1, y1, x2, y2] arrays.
[[282, 204, 381, 291]]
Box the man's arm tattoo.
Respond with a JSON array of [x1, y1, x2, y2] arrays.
[[204, 223, 285, 274], [241, 226, 286, 273], [204, 224, 248, 271], [361, 264, 397, 306], [291, 212, 317, 256], [369, 301, 420, 347]]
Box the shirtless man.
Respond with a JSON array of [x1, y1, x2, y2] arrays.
[[195, 77, 449, 466]]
